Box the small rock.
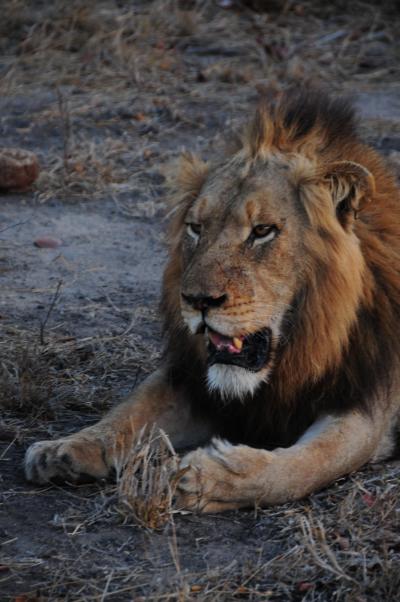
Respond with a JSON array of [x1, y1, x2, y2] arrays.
[[362, 492, 376, 507], [337, 535, 351, 550], [297, 582, 314, 592], [34, 237, 63, 249], [0, 148, 39, 191]]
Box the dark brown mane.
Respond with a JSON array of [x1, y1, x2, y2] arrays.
[[161, 90, 400, 450], [282, 90, 356, 144], [246, 88, 358, 160]]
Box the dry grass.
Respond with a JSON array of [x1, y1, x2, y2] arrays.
[[4, 0, 397, 90], [115, 426, 184, 531], [3, 463, 398, 600], [0, 323, 159, 436]]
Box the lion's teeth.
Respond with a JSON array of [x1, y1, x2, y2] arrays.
[[233, 337, 243, 351]]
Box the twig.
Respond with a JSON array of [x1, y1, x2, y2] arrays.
[[100, 570, 114, 602], [300, 516, 359, 586], [0, 219, 30, 235], [39, 280, 63, 345], [0, 436, 17, 460], [56, 85, 72, 184]]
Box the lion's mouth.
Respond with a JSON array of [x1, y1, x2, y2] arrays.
[[206, 327, 271, 372]]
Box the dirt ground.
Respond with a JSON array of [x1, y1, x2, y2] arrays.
[[1, 1, 400, 600]]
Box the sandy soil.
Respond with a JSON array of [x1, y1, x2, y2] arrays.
[[1, 1, 400, 600]]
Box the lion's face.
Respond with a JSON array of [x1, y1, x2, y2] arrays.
[[169, 96, 374, 401], [179, 155, 305, 398]]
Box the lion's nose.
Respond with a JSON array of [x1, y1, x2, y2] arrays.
[[181, 293, 227, 311]]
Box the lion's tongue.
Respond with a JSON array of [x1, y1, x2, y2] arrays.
[[208, 330, 243, 354]]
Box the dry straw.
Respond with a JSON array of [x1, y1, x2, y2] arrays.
[[115, 425, 187, 531]]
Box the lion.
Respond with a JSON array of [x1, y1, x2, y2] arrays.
[[25, 90, 400, 512]]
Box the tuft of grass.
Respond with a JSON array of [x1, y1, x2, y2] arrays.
[[115, 426, 185, 531], [0, 344, 54, 417]]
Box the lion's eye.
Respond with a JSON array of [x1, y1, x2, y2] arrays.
[[186, 223, 202, 239], [251, 224, 277, 243]]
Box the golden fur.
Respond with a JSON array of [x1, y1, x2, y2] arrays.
[[25, 91, 400, 511]]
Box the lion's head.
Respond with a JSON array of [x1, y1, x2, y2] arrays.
[[162, 91, 399, 407]]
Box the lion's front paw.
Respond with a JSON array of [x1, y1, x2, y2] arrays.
[[176, 439, 272, 512], [25, 436, 109, 484]]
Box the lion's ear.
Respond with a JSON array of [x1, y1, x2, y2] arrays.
[[176, 152, 208, 201], [325, 160, 375, 226]]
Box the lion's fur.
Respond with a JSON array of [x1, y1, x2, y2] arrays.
[[162, 90, 400, 450]]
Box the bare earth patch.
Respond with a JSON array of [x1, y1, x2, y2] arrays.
[[0, 1, 399, 600]]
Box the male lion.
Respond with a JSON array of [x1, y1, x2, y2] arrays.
[[25, 91, 400, 512]]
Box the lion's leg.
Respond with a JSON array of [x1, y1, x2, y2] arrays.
[[177, 410, 384, 512], [25, 368, 212, 484]]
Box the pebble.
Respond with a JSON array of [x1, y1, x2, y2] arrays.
[[34, 237, 63, 249]]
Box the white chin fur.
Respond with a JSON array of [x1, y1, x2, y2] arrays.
[[207, 364, 266, 401], [182, 314, 202, 335]]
